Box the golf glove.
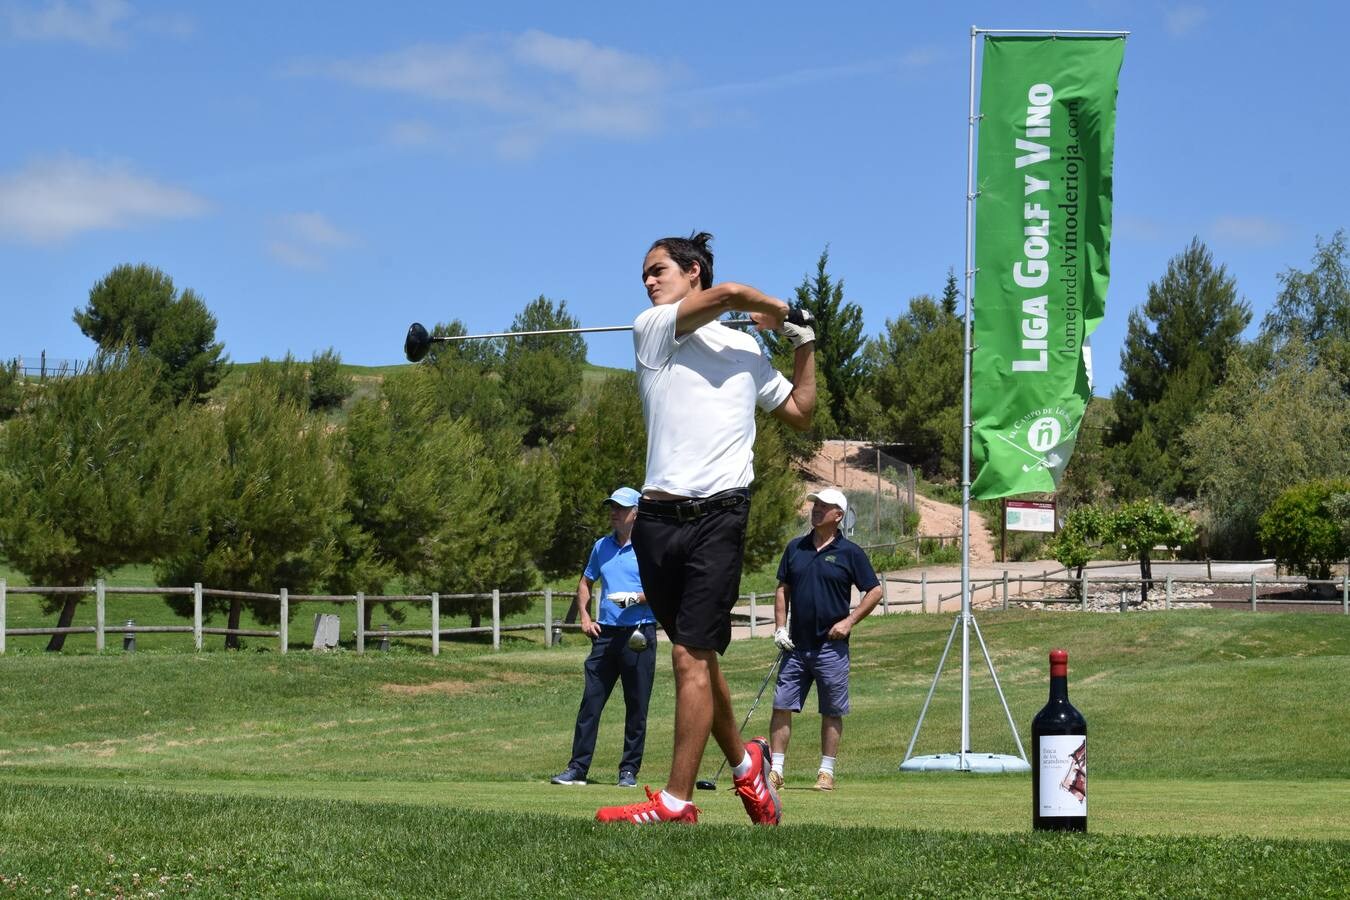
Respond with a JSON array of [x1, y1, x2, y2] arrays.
[[780, 307, 816, 349], [773, 627, 795, 651], [609, 592, 640, 608]]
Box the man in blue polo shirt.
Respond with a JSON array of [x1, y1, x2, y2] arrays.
[[768, 487, 883, 792], [552, 487, 658, 788]]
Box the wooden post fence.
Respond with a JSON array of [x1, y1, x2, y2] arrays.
[[96, 579, 106, 652], [541, 588, 550, 648], [432, 592, 441, 656], [492, 589, 501, 650], [356, 592, 366, 653], [279, 588, 288, 654]]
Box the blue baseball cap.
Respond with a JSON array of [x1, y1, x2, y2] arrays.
[[604, 487, 641, 507]]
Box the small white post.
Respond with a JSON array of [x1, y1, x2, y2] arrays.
[[96, 579, 106, 652], [881, 578, 889, 615], [1343, 572, 1348, 616], [431, 592, 441, 656], [278, 588, 288, 654], [492, 589, 501, 650], [0, 579, 7, 655], [193, 583, 203, 651], [542, 588, 551, 647], [1166, 574, 1173, 610], [356, 592, 366, 653], [1081, 570, 1089, 612], [920, 572, 928, 614], [749, 592, 757, 637], [1002, 571, 1009, 611], [1250, 573, 1257, 611]]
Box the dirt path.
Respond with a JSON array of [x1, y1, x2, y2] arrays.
[[800, 439, 995, 564]]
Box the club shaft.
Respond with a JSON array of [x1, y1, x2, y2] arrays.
[[705, 650, 785, 786], [433, 318, 755, 343]]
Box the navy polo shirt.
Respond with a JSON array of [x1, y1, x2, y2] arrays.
[[777, 531, 880, 649]]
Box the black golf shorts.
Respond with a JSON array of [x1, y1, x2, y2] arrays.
[[632, 489, 750, 654]]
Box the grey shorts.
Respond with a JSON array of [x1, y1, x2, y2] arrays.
[[772, 640, 850, 716]]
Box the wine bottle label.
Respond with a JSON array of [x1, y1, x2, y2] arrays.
[[1038, 735, 1087, 816]]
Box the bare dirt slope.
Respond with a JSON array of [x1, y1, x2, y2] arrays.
[[800, 439, 995, 564]]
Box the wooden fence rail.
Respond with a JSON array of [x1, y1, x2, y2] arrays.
[[882, 569, 1350, 615], [2, 566, 1346, 655]]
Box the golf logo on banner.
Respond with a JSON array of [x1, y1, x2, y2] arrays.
[[970, 36, 1124, 499]]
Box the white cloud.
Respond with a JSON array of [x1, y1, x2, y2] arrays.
[[267, 211, 357, 270], [900, 47, 944, 68], [1211, 215, 1286, 245], [297, 30, 673, 157], [1114, 215, 1166, 242], [0, 157, 206, 243], [3, 1, 194, 46], [1165, 6, 1209, 38], [4, 0, 133, 46]]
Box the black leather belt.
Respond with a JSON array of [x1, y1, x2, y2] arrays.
[[638, 488, 749, 523]]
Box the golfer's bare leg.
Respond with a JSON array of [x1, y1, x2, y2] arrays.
[[666, 643, 715, 800], [821, 715, 843, 758], [707, 653, 744, 763], [770, 708, 793, 756]]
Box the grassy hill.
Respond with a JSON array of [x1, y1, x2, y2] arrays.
[[0, 610, 1347, 895]]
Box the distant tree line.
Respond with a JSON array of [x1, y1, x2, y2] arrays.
[[4, 229, 1347, 651], [0, 265, 806, 649]]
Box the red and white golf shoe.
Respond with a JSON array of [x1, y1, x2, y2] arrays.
[[733, 737, 782, 825], [595, 787, 699, 825]]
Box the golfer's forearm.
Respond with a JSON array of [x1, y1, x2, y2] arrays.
[[676, 283, 784, 335], [575, 579, 593, 622], [774, 586, 789, 629], [773, 350, 816, 430], [848, 587, 884, 625]]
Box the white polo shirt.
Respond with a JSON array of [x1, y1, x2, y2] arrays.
[[633, 301, 793, 498]]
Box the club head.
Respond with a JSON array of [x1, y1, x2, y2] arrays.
[[404, 322, 432, 362], [695, 779, 717, 791]]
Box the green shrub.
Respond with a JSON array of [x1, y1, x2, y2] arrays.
[[1258, 479, 1350, 580], [0, 359, 21, 420], [308, 348, 354, 412]]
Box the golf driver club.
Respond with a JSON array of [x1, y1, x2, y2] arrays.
[[404, 317, 757, 363], [695, 649, 787, 791]]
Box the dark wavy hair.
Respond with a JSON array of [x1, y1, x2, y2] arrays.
[[649, 231, 714, 290]]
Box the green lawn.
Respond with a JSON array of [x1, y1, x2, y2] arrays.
[[1, 610, 1347, 896]]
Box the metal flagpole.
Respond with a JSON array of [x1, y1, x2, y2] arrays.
[[900, 24, 1127, 774]]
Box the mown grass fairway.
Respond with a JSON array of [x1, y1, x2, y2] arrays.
[[1, 610, 1347, 897]]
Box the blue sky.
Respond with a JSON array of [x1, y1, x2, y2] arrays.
[[3, 1, 1347, 395]]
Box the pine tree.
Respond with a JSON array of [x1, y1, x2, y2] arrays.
[[0, 353, 208, 650], [1108, 239, 1250, 499], [941, 267, 960, 317], [768, 248, 866, 432], [156, 365, 348, 648], [852, 294, 963, 478], [502, 296, 587, 446], [73, 264, 229, 403]]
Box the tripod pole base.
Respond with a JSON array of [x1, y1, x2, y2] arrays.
[[900, 752, 1029, 773]]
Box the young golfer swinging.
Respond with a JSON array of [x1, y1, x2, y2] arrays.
[[594, 232, 816, 826]]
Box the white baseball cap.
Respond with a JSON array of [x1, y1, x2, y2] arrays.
[[807, 488, 848, 515]]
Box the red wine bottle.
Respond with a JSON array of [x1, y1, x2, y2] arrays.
[[1032, 648, 1087, 832]]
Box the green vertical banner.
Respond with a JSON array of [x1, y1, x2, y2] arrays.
[[971, 36, 1124, 499]]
